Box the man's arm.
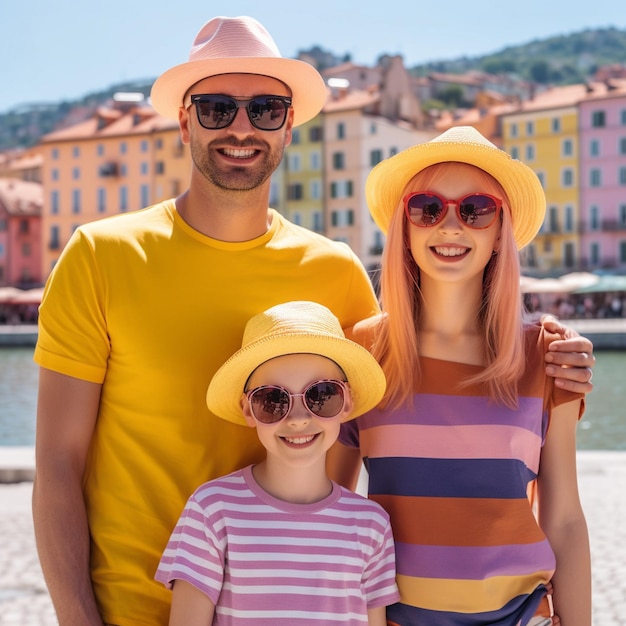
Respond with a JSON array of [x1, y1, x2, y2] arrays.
[[541, 317, 595, 393], [32, 368, 104, 625]]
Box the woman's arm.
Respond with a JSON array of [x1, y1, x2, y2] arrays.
[[537, 399, 591, 626], [168, 579, 215, 626]]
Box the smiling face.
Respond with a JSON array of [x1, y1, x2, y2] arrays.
[[241, 353, 353, 469], [405, 163, 504, 288], [179, 73, 293, 192]]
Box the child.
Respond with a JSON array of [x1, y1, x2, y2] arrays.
[[332, 127, 591, 626], [156, 301, 400, 625]]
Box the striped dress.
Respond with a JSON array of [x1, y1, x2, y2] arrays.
[[156, 465, 400, 624], [340, 325, 581, 625]]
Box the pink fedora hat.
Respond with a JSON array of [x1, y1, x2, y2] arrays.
[[151, 16, 328, 126]]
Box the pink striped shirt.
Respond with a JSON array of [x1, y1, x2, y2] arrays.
[[156, 465, 399, 624]]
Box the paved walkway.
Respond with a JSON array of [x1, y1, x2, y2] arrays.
[[0, 450, 625, 625]]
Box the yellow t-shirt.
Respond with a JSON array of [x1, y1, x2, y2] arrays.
[[35, 200, 379, 625]]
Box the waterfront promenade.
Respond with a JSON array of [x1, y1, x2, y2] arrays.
[[0, 448, 625, 624]]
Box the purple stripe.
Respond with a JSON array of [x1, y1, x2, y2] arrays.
[[395, 539, 556, 579], [358, 394, 544, 434]]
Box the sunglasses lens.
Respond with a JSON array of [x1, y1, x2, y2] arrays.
[[196, 96, 236, 129], [249, 387, 290, 424], [304, 381, 345, 418], [458, 194, 499, 228], [248, 97, 289, 130], [406, 194, 445, 226]]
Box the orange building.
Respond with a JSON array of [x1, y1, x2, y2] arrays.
[[38, 96, 190, 276]]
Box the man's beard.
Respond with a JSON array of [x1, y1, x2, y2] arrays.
[[190, 137, 285, 192]]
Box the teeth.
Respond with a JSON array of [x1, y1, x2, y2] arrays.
[[284, 435, 315, 445], [434, 247, 468, 257], [222, 148, 256, 158]]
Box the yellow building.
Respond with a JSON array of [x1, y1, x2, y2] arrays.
[[39, 98, 189, 276], [501, 85, 587, 274]]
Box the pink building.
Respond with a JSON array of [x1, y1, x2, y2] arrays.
[[0, 177, 43, 288], [578, 80, 626, 270]]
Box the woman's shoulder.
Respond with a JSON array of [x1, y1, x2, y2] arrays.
[[346, 313, 386, 349]]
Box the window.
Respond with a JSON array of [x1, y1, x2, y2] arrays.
[[332, 152, 345, 170], [370, 123, 377, 135], [389, 146, 398, 156], [525, 144, 535, 161], [620, 204, 626, 227], [98, 188, 106, 213], [141, 162, 149, 175], [19, 219, 29, 234], [310, 152, 320, 170], [552, 118, 561, 133], [621, 109, 626, 125], [620, 137, 626, 155], [526, 121, 534, 136], [549, 206, 559, 232], [155, 162, 165, 175], [287, 183, 303, 200], [72, 189, 81, 214], [562, 168, 574, 187], [141, 184, 150, 208], [562, 138, 573, 157], [309, 126, 323, 142], [591, 110, 606, 127], [330, 180, 353, 198], [564, 205, 573, 232], [51, 148, 59, 160], [312, 211, 323, 232], [120, 142, 127, 154], [511, 146, 519, 160], [331, 209, 354, 226], [291, 129, 300, 145], [337, 122, 346, 140], [510, 123, 518, 138], [141, 140, 148, 152], [51, 168, 59, 181], [72, 167, 80, 180], [291, 212, 302, 225], [289, 154, 301, 172], [590, 169, 602, 187], [564, 242, 575, 268], [97, 144, 105, 156], [155, 138, 163, 149], [21, 242, 32, 258], [49, 225, 60, 250], [621, 242, 626, 264], [590, 205, 600, 230], [120, 186, 128, 212], [310, 180, 321, 200], [370, 149, 383, 166], [51, 190, 59, 214], [590, 139, 600, 157], [590, 242, 600, 265], [536, 171, 545, 188], [621, 167, 626, 186], [72, 146, 80, 158]]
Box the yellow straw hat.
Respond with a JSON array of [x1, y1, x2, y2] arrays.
[[151, 16, 327, 127], [207, 301, 386, 426], [366, 126, 546, 249]]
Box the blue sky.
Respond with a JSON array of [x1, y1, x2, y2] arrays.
[[2, 0, 625, 114]]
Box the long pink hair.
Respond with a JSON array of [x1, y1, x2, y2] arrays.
[[372, 162, 526, 409]]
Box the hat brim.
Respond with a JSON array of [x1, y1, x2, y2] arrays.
[[151, 58, 328, 127], [207, 333, 386, 426], [366, 138, 546, 249]]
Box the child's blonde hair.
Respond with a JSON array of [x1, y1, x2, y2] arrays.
[[373, 162, 526, 409]]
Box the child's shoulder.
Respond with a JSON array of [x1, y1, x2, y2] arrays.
[[335, 484, 391, 522]]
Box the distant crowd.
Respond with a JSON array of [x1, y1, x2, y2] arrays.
[[525, 291, 626, 320]]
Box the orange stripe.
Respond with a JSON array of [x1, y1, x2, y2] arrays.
[[374, 494, 546, 546]]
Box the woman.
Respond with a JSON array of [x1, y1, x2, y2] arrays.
[[332, 127, 591, 626]]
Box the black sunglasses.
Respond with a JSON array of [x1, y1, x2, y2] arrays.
[[404, 191, 502, 229], [245, 379, 348, 425], [189, 94, 292, 131]]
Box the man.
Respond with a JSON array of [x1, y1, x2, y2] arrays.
[[32, 15, 595, 626]]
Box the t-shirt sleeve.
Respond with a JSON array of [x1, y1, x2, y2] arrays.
[[34, 228, 110, 383], [362, 508, 401, 608], [155, 493, 224, 605]]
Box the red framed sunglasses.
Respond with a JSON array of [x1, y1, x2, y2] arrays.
[[404, 191, 502, 229]]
